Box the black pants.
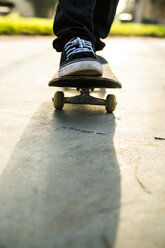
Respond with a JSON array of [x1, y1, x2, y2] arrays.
[[53, 0, 119, 52]]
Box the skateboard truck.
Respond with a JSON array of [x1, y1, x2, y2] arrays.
[[52, 88, 117, 113], [65, 88, 105, 106]]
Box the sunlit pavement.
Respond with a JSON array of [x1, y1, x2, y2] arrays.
[[0, 36, 165, 248]]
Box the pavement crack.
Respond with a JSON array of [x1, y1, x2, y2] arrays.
[[96, 132, 107, 136], [61, 126, 93, 134], [101, 235, 112, 248], [61, 127, 106, 135], [134, 157, 151, 194], [154, 136, 165, 141]]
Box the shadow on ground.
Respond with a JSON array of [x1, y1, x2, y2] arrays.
[[0, 102, 121, 248]]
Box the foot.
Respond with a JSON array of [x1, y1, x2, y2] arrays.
[[58, 37, 103, 77]]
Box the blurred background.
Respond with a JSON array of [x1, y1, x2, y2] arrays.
[[117, 0, 165, 24], [0, 0, 165, 37], [0, 0, 165, 23]]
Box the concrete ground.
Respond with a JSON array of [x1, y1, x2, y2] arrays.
[[0, 36, 165, 248]]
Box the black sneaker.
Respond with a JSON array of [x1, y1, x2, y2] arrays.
[[58, 37, 103, 77]]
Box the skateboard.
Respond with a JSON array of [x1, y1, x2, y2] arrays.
[[48, 56, 122, 113]]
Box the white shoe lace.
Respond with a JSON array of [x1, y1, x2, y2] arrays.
[[64, 37, 95, 61]]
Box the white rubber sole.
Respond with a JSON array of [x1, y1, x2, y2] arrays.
[[58, 60, 103, 77]]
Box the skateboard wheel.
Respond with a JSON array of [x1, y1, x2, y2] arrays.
[[53, 91, 64, 110], [105, 94, 117, 113]]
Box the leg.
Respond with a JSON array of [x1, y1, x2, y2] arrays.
[[53, 0, 96, 52], [53, 0, 119, 52], [52, 0, 119, 77], [53, 0, 103, 77]]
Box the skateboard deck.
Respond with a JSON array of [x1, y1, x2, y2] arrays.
[[49, 56, 121, 89], [48, 56, 122, 113]]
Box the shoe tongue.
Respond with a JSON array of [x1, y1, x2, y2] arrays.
[[71, 37, 84, 48], [69, 37, 92, 48], [77, 37, 85, 48]]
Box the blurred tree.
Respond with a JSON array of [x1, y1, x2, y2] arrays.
[[26, 0, 57, 18], [134, 0, 144, 23], [134, 0, 165, 23], [153, 0, 165, 2]]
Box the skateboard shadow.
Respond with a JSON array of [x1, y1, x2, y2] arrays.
[[0, 102, 121, 248]]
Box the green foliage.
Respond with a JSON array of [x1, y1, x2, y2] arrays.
[[111, 23, 165, 37], [0, 14, 53, 35], [0, 15, 165, 37]]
